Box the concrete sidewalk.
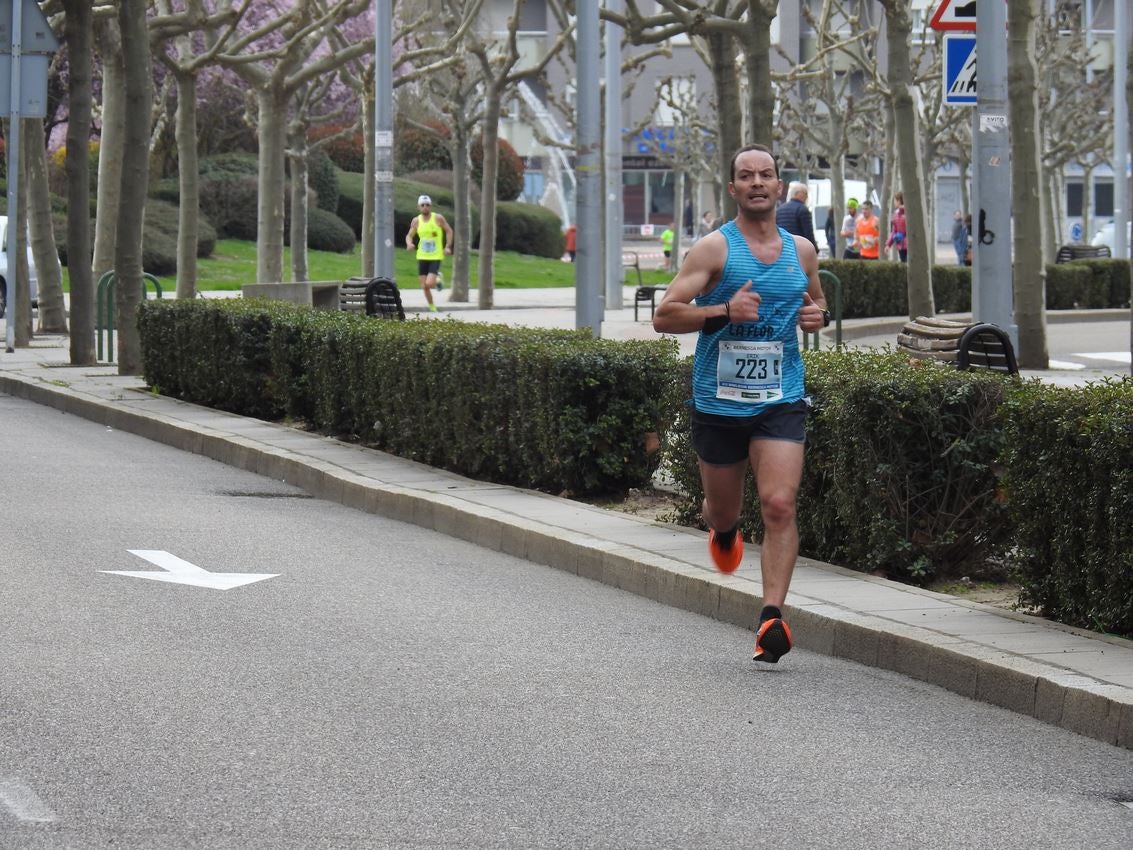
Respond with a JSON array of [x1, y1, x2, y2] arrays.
[[2, 304, 1131, 752]]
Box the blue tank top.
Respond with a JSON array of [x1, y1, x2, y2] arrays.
[[691, 222, 809, 416]]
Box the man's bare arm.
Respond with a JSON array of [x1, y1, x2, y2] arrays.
[[652, 233, 729, 334]]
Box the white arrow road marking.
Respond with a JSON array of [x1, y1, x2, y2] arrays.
[[101, 550, 279, 590], [0, 778, 57, 823], [1075, 352, 1132, 365]]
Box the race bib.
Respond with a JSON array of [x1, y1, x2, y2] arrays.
[[716, 340, 783, 403], [421, 238, 438, 254]]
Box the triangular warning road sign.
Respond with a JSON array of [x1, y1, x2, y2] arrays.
[[930, 0, 978, 32]]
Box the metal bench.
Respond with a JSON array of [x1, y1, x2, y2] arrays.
[[634, 285, 666, 321], [897, 317, 1019, 375], [341, 275, 405, 320], [1055, 244, 1111, 263]]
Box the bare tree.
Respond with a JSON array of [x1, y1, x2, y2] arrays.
[[114, 0, 153, 374], [215, 0, 372, 284], [153, 0, 247, 298], [466, 0, 571, 308], [62, 0, 95, 364], [774, 0, 881, 258], [27, 117, 66, 333], [877, 0, 934, 318], [1038, 1, 1112, 260], [1009, 0, 1049, 368], [92, 14, 125, 282]]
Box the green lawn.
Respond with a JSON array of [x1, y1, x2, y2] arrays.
[[140, 239, 671, 292]]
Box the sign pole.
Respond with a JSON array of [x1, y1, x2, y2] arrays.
[[972, 0, 1015, 340], [4, 0, 21, 352]]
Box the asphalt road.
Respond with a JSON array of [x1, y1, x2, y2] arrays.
[[2, 394, 1132, 849]]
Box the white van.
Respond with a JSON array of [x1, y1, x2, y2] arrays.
[[0, 216, 39, 319]]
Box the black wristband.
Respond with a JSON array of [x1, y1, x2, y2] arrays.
[[821, 308, 832, 328], [703, 313, 728, 334]]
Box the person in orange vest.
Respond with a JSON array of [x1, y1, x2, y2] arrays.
[[855, 199, 881, 260], [564, 224, 577, 262]]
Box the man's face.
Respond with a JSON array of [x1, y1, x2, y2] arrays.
[[728, 150, 780, 215], [861, 203, 874, 219], [419, 202, 431, 214]]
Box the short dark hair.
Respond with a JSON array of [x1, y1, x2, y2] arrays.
[[730, 144, 779, 182]]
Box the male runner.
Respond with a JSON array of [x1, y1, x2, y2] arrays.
[[652, 144, 829, 663], [405, 194, 453, 312]]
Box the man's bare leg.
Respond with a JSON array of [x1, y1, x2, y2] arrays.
[[748, 439, 805, 608]]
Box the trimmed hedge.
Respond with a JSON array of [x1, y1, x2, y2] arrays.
[[137, 297, 1133, 636], [1001, 379, 1133, 635], [138, 298, 681, 496], [662, 351, 1012, 584], [817, 258, 1130, 317]]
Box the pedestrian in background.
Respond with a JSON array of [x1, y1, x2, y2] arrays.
[[698, 210, 715, 240], [951, 210, 967, 265], [963, 213, 973, 265], [660, 222, 675, 269], [652, 144, 831, 666], [776, 181, 817, 251], [840, 198, 860, 259], [564, 224, 577, 262], [855, 200, 881, 260], [886, 191, 908, 263], [824, 207, 836, 258]]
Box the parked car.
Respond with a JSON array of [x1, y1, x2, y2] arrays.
[[1090, 220, 1132, 253], [0, 215, 39, 319]]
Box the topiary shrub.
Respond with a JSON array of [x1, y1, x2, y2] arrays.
[[199, 176, 260, 240], [310, 123, 365, 173], [145, 197, 217, 259], [496, 201, 563, 258], [301, 207, 356, 253], [306, 150, 340, 213], [472, 135, 525, 201], [395, 120, 451, 174], [141, 229, 179, 276], [199, 152, 260, 179]]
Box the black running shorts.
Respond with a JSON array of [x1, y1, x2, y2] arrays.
[[690, 399, 809, 466], [417, 260, 442, 276]]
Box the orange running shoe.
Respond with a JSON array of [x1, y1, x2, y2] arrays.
[[753, 617, 793, 663], [707, 528, 743, 573]]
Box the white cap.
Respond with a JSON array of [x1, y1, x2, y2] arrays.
[[417, 194, 432, 205]]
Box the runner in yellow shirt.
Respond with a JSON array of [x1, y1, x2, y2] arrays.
[[405, 194, 454, 312]]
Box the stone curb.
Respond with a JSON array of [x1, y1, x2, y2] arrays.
[[2, 366, 1130, 751]]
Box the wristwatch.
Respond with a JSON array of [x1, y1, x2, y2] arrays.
[[821, 308, 832, 328]]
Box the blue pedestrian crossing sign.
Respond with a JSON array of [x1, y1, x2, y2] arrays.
[[943, 33, 977, 106]]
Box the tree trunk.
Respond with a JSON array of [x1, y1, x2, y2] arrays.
[[93, 19, 124, 282], [1045, 167, 1062, 264], [26, 118, 66, 332], [1127, 34, 1132, 376], [1009, 0, 1048, 368], [256, 87, 287, 283], [9, 123, 31, 347], [114, 0, 152, 375], [451, 124, 473, 301], [671, 172, 685, 271], [744, 1, 776, 148], [174, 70, 199, 299], [476, 89, 502, 309], [64, 0, 94, 365], [361, 74, 374, 278], [883, 2, 934, 318], [707, 31, 741, 220], [1080, 162, 1093, 241], [289, 124, 310, 283]]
